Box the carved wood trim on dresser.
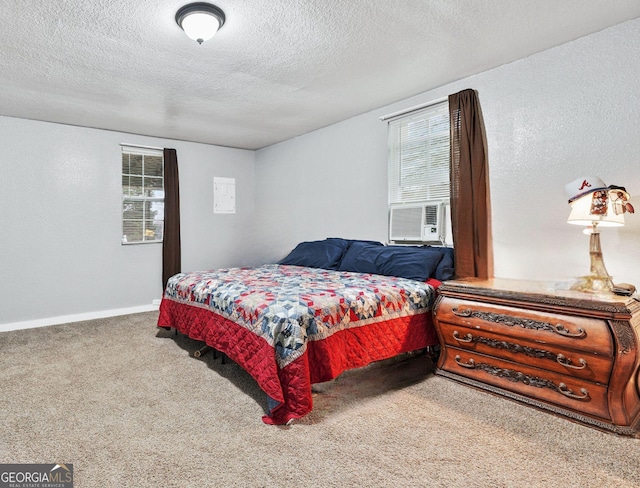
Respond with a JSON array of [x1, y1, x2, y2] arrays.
[[432, 278, 640, 436]]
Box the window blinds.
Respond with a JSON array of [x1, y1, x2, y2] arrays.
[[387, 101, 450, 204]]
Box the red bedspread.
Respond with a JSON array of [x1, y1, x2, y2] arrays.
[[157, 265, 439, 424]]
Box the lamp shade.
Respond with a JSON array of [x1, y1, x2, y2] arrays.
[[176, 3, 225, 44], [567, 191, 624, 227]]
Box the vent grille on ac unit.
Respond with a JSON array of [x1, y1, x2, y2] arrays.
[[391, 206, 423, 241], [424, 205, 438, 226]]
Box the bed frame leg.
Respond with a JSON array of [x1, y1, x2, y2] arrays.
[[194, 345, 212, 358], [211, 350, 228, 364], [189, 344, 228, 364], [425, 345, 441, 369]]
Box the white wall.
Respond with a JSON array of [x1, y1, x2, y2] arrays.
[[255, 115, 390, 261], [255, 18, 640, 286], [4, 18, 640, 328], [0, 117, 255, 327]]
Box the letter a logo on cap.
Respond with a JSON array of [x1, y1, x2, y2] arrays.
[[578, 180, 592, 191]]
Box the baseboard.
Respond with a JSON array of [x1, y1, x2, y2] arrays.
[[0, 302, 161, 333]]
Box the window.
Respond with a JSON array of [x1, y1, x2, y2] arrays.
[[386, 101, 451, 244], [387, 101, 450, 205], [121, 145, 164, 244]]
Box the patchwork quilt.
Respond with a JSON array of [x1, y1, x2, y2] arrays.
[[158, 264, 439, 424]]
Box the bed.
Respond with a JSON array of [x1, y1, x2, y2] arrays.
[[157, 238, 454, 424]]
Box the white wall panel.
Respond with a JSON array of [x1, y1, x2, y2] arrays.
[[255, 18, 640, 285], [0, 118, 255, 325], [3, 18, 640, 327]]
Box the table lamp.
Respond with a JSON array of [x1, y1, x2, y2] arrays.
[[565, 176, 634, 294]]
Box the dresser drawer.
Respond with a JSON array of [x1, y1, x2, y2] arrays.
[[437, 321, 613, 384], [436, 297, 613, 357], [440, 348, 610, 420]]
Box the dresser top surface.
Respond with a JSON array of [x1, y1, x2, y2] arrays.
[[439, 278, 640, 315]]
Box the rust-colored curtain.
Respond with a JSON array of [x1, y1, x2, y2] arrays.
[[162, 148, 181, 289], [449, 89, 493, 279]]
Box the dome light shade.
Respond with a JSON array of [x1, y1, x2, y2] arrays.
[[176, 3, 226, 44]]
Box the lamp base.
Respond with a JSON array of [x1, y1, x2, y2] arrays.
[[570, 274, 614, 294], [570, 226, 614, 294]]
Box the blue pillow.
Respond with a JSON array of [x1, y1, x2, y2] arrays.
[[339, 238, 384, 248], [338, 242, 385, 274], [429, 246, 455, 281], [375, 246, 444, 281], [339, 243, 444, 281], [279, 238, 350, 270]]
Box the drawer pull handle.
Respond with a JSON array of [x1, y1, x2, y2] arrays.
[[553, 325, 586, 338], [454, 355, 476, 368], [558, 383, 590, 400], [556, 354, 588, 370], [451, 307, 586, 339], [452, 308, 473, 318], [452, 330, 474, 343]]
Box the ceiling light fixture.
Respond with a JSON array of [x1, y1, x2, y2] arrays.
[[175, 2, 226, 45]]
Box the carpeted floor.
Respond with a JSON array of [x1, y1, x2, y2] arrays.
[[1, 312, 639, 487]]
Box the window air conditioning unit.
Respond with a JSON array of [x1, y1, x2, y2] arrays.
[[389, 201, 446, 244]]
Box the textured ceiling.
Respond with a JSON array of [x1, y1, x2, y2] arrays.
[[1, 1, 639, 150]]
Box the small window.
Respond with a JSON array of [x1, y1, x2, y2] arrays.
[[387, 101, 450, 205], [121, 146, 164, 244]]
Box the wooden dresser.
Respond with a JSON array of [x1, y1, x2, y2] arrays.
[[432, 278, 640, 435]]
